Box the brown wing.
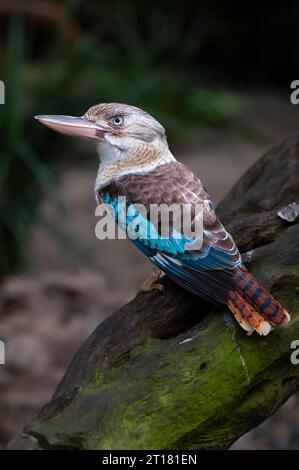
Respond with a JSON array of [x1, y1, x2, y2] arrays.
[[109, 161, 240, 268], [103, 161, 241, 304]]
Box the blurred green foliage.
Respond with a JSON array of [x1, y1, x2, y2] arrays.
[[0, 1, 244, 276], [0, 18, 55, 275]]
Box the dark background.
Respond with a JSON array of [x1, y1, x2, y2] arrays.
[[0, 0, 298, 449]]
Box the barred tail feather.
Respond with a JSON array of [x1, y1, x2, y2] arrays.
[[228, 291, 272, 335], [228, 265, 290, 335], [235, 265, 290, 325]]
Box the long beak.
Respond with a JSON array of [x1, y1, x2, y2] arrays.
[[34, 115, 105, 140]]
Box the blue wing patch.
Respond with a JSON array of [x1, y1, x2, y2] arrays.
[[101, 191, 198, 256], [100, 191, 238, 304]]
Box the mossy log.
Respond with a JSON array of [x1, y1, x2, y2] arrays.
[[8, 136, 299, 450]]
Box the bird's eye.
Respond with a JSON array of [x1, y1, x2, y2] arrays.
[[112, 115, 124, 126]]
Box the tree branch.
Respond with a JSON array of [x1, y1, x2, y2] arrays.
[[8, 136, 299, 450]]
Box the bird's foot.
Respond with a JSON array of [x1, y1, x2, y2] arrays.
[[139, 268, 164, 293]]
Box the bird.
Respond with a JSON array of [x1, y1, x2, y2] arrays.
[[35, 103, 290, 336]]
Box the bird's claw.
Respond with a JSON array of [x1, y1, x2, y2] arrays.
[[139, 282, 165, 293], [139, 268, 165, 294]]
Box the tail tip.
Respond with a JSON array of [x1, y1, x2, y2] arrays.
[[257, 320, 272, 336], [281, 309, 291, 325]]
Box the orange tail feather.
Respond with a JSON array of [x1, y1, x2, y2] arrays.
[[234, 265, 289, 325], [227, 265, 290, 335]]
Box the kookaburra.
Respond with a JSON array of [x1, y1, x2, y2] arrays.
[[35, 103, 290, 336]]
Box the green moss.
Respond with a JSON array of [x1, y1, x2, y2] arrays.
[[28, 294, 299, 450], [18, 224, 299, 450]]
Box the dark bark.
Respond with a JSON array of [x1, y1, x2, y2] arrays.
[[8, 136, 299, 450]]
